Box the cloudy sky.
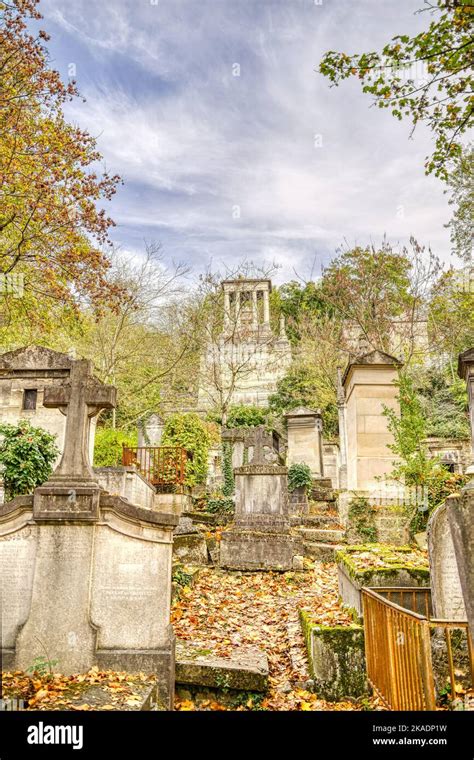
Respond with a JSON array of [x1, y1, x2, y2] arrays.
[[39, 0, 455, 281]]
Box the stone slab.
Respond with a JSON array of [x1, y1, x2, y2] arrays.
[[428, 501, 467, 621], [219, 529, 302, 571], [176, 643, 268, 692]]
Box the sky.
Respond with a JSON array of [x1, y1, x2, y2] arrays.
[[38, 0, 456, 282]]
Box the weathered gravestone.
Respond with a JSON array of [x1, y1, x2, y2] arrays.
[[0, 360, 178, 709], [427, 500, 467, 621], [219, 427, 302, 570]]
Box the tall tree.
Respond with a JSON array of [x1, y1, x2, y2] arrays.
[[319, 1, 473, 179], [0, 0, 122, 326]]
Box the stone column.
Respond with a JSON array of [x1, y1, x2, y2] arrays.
[[342, 350, 402, 491], [458, 348, 474, 475], [235, 290, 240, 326], [263, 288, 270, 324], [285, 407, 324, 478], [336, 367, 348, 489], [224, 290, 231, 330], [252, 289, 258, 328]]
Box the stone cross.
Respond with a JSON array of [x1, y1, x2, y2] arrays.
[[43, 360, 116, 482], [250, 426, 267, 465]]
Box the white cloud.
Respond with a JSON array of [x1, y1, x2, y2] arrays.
[[41, 0, 455, 278]]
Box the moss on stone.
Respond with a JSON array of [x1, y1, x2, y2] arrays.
[[336, 543, 429, 583], [299, 610, 368, 701]]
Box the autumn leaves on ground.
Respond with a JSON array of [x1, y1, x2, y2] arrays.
[[2, 563, 382, 712]]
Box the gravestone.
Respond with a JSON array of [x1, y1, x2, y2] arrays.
[[219, 427, 302, 570], [0, 360, 178, 709], [285, 407, 324, 477], [447, 348, 474, 641], [138, 413, 164, 447], [427, 500, 467, 621]]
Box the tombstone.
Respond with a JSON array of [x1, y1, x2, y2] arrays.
[[285, 407, 323, 477], [0, 360, 178, 709], [458, 348, 474, 475], [446, 348, 474, 641], [138, 413, 164, 447], [427, 501, 467, 621], [341, 350, 402, 490], [219, 427, 302, 570]]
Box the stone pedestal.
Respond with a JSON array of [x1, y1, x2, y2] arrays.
[[285, 407, 323, 477], [341, 350, 402, 491], [219, 462, 302, 571], [0, 492, 178, 709]]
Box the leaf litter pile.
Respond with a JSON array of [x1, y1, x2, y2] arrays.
[[1, 563, 383, 712], [172, 563, 383, 711], [1, 668, 155, 711]]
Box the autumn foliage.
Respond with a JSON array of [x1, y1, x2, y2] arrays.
[[0, 0, 123, 321]]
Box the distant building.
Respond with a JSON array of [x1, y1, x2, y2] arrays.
[[197, 278, 292, 409]]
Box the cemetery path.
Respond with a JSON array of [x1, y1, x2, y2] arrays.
[[172, 564, 380, 711]]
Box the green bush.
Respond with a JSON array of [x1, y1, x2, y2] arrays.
[[207, 497, 234, 515], [161, 412, 211, 487], [287, 462, 313, 492], [222, 441, 234, 496], [226, 405, 268, 428], [0, 420, 59, 499], [93, 428, 137, 467]]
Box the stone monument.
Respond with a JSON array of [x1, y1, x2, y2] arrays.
[[0, 360, 178, 709], [219, 427, 302, 570], [285, 407, 324, 477], [341, 350, 402, 491]]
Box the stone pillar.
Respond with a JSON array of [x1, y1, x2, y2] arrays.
[[337, 367, 348, 490], [285, 407, 324, 478], [458, 348, 474, 475], [263, 289, 270, 324], [252, 289, 258, 328], [235, 290, 240, 326], [223, 290, 231, 330], [342, 350, 402, 491]]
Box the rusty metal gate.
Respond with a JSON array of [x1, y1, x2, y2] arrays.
[[362, 586, 473, 711]]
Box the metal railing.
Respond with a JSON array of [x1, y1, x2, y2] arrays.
[[122, 445, 188, 488], [362, 586, 473, 711]]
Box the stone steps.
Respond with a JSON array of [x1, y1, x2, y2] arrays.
[[297, 527, 346, 543], [290, 514, 340, 528], [308, 500, 337, 515]]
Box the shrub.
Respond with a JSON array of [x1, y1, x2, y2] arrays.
[[222, 441, 235, 496], [161, 413, 211, 487], [0, 420, 59, 499], [225, 405, 269, 428], [207, 497, 234, 515], [93, 428, 137, 467], [287, 462, 313, 492]]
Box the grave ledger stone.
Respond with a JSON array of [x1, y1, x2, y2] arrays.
[[0, 359, 178, 709]]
